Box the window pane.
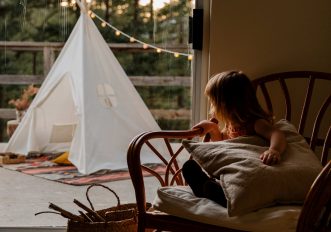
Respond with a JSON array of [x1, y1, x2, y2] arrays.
[[0, 0, 194, 141]]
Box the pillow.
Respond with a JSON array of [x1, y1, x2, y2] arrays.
[[49, 123, 77, 143], [182, 119, 322, 217], [153, 186, 301, 232]]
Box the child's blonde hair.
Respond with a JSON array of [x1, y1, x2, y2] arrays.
[[205, 71, 272, 125]]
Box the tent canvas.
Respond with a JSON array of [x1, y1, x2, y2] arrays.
[[4, 9, 163, 174]]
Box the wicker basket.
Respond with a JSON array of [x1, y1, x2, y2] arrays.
[[0, 153, 25, 164], [67, 183, 150, 232]]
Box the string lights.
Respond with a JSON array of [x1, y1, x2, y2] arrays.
[[91, 11, 192, 60], [60, 0, 193, 60]]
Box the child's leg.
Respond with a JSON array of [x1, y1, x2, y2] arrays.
[[182, 160, 227, 207], [182, 159, 209, 197], [203, 179, 227, 207]]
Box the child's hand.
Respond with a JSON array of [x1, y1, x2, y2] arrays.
[[260, 148, 280, 165], [192, 120, 218, 135]]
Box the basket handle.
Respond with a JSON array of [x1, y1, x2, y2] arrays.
[[86, 183, 121, 211]]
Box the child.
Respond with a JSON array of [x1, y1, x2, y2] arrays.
[[182, 70, 287, 207]]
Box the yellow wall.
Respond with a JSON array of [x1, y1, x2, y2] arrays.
[[209, 0, 331, 76], [208, 0, 331, 137]]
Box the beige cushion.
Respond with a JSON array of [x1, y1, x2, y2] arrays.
[[153, 186, 301, 232], [49, 123, 77, 143], [182, 119, 322, 216]]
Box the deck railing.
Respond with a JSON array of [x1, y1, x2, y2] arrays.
[[0, 41, 191, 121]]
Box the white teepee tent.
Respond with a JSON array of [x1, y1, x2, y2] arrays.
[[4, 1, 162, 174]]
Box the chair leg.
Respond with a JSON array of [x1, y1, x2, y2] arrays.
[[137, 222, 145, 232]]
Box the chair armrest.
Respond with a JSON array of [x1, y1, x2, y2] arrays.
[[127, 128, 203, 218], [297, 160, 331, 231]]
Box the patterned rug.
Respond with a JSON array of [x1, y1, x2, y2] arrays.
[[0, 154, 165, 186]]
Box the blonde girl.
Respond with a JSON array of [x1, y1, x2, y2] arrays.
[[182, 71, 287, 206]]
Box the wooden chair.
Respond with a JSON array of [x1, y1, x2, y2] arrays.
[[127, 71, 331, 232]]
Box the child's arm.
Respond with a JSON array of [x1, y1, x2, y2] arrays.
[[254, 119, 287, 165], [192, 120, 223, 141]]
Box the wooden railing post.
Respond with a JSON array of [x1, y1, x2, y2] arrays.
[[43, 45, 55, 76]]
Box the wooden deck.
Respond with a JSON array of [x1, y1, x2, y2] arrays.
[[0, 143, 161, 230]]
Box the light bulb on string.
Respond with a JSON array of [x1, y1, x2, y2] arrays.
[[91, 10, 192, 58], [70, 0, 76, 6], [60, 0, 69, 7]]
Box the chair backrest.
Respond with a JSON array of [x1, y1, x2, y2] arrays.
[[252, 71, 331, 165]]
